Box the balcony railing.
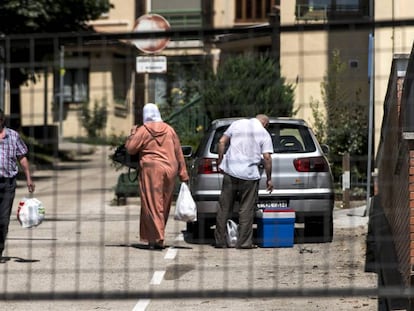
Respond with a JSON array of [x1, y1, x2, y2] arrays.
[[296, 4, 369, 21], [150, 9, 202, 28], [296, 4, 328, 21]]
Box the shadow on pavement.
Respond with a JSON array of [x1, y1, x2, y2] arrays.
[[1, 256, 40, 263]]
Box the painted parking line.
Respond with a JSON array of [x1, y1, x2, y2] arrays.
[[164, 247, 178, 260], [132, 270, 166, 310], [132, 299, 150, 311], [150, 270, 166, 285], [132, 233, 183, 310]]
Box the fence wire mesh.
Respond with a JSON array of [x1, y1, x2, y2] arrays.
[[0, 19, 412, 310]]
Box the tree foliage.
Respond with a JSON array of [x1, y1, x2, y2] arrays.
[[309, 98, 327, 143], [152, 61, 207, 148], [199, 54, 295, 119], [322, 49, 367, 157], [0, 0, 112, 34], [0, 0, 113, 128], [311, 49, 368, 181], [80, 98, 108, 138]]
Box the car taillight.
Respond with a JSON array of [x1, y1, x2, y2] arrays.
[[293, 156, 329, 172], [198, 158, 219, 174]]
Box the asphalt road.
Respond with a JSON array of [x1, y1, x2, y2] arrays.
[[0, 145, 377, 311]]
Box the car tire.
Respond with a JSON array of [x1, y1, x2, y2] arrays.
[[304, 213, 333, 243]]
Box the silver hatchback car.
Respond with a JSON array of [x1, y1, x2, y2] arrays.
[[187, 117, 335, 243]]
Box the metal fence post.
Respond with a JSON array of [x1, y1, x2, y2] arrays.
[[0, 40, 4, 111], [342, 152, 350, 209]]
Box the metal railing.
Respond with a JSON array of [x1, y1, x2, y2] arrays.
[[150, 9, 202, 28]]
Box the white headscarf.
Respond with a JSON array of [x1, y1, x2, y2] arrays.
[[143, 103, 162, 123]]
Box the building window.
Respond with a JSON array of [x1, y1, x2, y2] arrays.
[[295, 0, 370, 21], [150, 0, 202, 28], [113, 54, 129, 105], [62, 69, 89, 103], [235, 0, 278, 23], [54, 56, 89, 104]]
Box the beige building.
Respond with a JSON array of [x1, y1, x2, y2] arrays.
[[213, 0, 414, 155], [374, 1, 414, 152], [281, 2, 370, 121], [18, 0, 139, 139], [14, 0, 414, 154], [280, 0, 414, 155]]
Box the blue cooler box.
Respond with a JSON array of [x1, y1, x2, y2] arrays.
[[256, 209, 295, 248]]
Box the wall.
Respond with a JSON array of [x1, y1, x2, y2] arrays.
[[375, 51, 414, 308], [280, 1, 369, 125], [87, 0, 136, 32], [375, 0, 414, 155], [213, 1, 235, 28]]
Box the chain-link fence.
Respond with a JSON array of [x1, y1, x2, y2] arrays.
[[0, 19, 413, 310]]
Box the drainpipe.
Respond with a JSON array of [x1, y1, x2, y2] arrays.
[[268, 5, 280, 66]]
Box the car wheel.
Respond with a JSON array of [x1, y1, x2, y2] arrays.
[[304, 214, 333, 243]]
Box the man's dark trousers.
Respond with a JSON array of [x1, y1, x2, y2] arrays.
[[0, 178, 16, 257], [215, 174, 259, 248]]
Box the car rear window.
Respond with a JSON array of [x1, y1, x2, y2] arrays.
[[268, 123, 316, 153], [209, 125, 230, 154], [207, 123, 316, 154]]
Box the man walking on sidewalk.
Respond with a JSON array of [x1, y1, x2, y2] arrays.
[[0, 109, 35, 262]]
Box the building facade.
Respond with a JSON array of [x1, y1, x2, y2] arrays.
[[13, 0, 414, 152]]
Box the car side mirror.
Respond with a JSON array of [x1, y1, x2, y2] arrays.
[[181, 145, 193, 157], [321, 144, 330, 155]]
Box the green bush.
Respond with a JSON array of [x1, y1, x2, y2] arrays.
[[80, 98, 108, 138]]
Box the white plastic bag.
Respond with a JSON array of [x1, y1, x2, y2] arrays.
[[226, 219, 238, 248], [17, 197, 45, 228], [174, 183, 197, 222]]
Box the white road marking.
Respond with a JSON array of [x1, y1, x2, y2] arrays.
[[150, 270, 166, 285], [132, 235, 181, 310], [164, 247, 178, 260], [132, 299, 150, 311]]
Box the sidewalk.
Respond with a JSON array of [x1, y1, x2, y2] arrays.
[[334, 205, 369, 229], [58, 140, 98, 156]]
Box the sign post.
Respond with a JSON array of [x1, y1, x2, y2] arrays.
[[131, 14, 170, 120]]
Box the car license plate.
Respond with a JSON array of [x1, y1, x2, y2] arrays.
[[257, 201, 288, 209]]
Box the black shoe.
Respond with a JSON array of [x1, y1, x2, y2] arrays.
[[0, 256, 9, 263], [153, 243, 165, 250], [148, 242, 165, 250]]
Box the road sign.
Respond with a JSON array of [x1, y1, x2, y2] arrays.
[[136, 56, 167, 73], [132, 14, 170, 54]]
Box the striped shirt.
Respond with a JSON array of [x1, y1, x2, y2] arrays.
[[0, 128, 28, 178]]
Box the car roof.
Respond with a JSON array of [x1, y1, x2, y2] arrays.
[[209, 117, 310, 129]]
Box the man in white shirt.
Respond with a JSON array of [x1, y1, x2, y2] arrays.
[[215, 114, 273, 249]]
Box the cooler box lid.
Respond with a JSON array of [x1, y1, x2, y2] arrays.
[[257, 208, 295, 219]]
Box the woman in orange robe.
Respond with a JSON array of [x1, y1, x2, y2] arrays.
[[125, 103, 189, 249]]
